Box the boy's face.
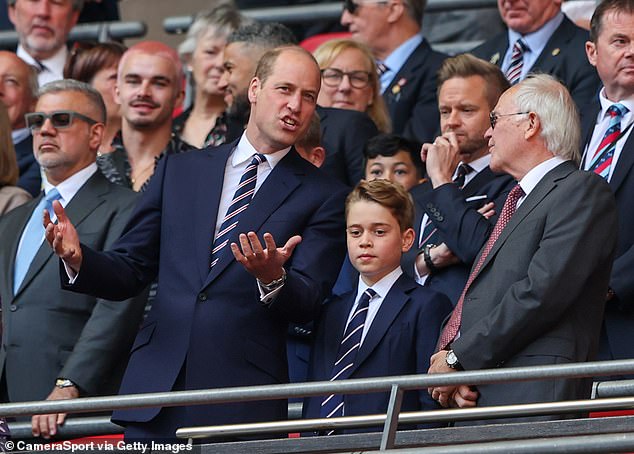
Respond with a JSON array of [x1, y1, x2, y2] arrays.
[[346, 199, 414, 286], [365, 150, 421, 191]]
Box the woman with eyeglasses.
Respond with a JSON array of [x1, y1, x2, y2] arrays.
[[314, 38, 391, 133], [0, 102, 31, 215]]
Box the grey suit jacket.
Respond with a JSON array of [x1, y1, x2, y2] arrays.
[[0, 171, 145, 402], [451, 162, 617, 416]]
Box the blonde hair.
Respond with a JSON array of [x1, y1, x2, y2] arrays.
[[0, 102, 18, 187], [314, 39, 391, 133]]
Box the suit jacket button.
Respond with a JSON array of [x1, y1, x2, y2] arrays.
[[9, 305, 17, 312], [198, 293, 208, 302], [437, 215, 444, 221]]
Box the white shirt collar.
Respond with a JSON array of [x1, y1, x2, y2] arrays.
[[232, 133, 291, 169], [356, 266, 403, 299], [42, 163, 98, 203], [518, 156, 565, 199], [17, 44, 67, 82], [12, 127, 31, 145], [597, 87, 634, 125]]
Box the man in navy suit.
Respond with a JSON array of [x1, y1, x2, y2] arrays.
[[582, 0, 634, 370], [402, 54, 514, 305], [471, 0, 600, 110], [45, 46, 348, 440], [340, 0, 447, 145]]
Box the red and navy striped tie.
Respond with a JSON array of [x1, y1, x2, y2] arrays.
[[589, 103, 629, 179], [210, 153, 266, 268], [505, 39, 527, 85]]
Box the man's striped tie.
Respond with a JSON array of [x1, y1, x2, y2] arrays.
[[210, 153, 266, 268], [589, 103, 629, 179], [320, 288, 376, 433], [505, 39, 527, 85]]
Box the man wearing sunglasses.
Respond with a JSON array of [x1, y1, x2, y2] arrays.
[[0, 79, 146, 439], [427, 74, 617, 422], [341, 0, 447, 145]]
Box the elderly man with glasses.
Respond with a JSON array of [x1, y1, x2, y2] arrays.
[[426, 74, 618, 424], [0, 79, 146, 439], [340, 0, 447, 144]]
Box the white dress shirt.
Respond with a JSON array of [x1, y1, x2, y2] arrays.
[[17, 45, 67, 86]]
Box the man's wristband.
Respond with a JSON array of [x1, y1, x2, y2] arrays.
[[423, 244, 439, 274]]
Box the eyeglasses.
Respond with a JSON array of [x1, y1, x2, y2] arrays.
[[321, 68, 372, 89], [343, 0, 388, 14], [25, 110, 99, 131], [489, 111, 529, 129]]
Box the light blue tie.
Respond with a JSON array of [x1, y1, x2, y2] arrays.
[[14, 188, 61, 293]]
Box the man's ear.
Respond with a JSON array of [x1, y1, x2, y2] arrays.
[[386, 0, 405, 24], [248, 77, 260, 104], [524, 112, 541, 141], [585, 40, 597, 67]]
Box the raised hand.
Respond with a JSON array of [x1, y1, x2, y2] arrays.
[[421, 132, 462, 188], [43, 200, 83, 272], [231, 232, 302, 284]]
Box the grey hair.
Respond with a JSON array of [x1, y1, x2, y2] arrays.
[[8, 0, 84, 10], [513, 74, 580, 163], [226, 22, 297, 47], [177, 2, 245, 59], [37, 79, 106, 123]]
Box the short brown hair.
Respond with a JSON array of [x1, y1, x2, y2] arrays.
[[64, 41, 127, 83], [296, 112, 321, 151], [0, 102, 18, 186], [255, 46, 319, 86], [590, 0, 634, 42], [346, 179, 414, 232], [438, 53, 510, 109]]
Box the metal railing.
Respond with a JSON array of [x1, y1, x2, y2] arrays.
[[4, 359, 634, 447], [0, 21, 147, 50], [163, 0, 499, 35]]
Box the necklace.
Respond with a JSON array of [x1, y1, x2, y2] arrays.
[[130, 160, 156, 187]]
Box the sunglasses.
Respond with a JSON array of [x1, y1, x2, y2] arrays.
[[25, 110, 99, 131], [343, 0, 388, 14], [489, 111, 529, 129], [321, 68, 372, 89]]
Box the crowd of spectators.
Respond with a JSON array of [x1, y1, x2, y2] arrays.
[[2, 0, 634, 446]]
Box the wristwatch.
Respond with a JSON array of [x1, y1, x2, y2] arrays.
[[445, 350, 462, 370], [55, 378, 77, 389], [259, 268, 287, 292], [423, 244, 439, 274]]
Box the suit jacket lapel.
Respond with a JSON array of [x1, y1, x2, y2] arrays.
[[462, 167, 494, 197], [194, 143, 233, 284], [354, 275, 412, 373], [484, 34, 509, 67], [476, 162, 575, 275], [16, 172, 110, 296], [384, 41, 430, 107], [203, 149, 303, 287], [531, 16, 575, 74], [610, 133, 634, 193]]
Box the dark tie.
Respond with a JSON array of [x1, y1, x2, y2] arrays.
[[505, 39, 527, 85], [14, 188, 61, 293], [33, 59, 46, 73], [589, 103, 629, 179], [210, 154, 266, 268], [453, 163, 473, 189], [320, 288, 377, 429], [437, 184, 525, 350]]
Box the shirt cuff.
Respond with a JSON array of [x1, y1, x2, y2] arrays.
[[63, 260, 79, 284], [257, 280, 285, 306]]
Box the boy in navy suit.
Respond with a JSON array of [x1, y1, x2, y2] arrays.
[[304, 179, 452, 433]]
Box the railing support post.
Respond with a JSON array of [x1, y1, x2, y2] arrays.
[[380, 384, 404, 450]]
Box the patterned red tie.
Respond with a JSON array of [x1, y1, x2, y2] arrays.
[[437, 184, 525, 350]]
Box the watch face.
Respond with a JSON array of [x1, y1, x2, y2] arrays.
[[446, 350, 458, 366]]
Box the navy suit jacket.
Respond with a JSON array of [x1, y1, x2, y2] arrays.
[[14, 134, 41, 197], [402, 168, 514, 305], [303, 273, 451, 431], [64, 141, 348, 429], [471, 15, 601, 110], [581, 100, 634, 361], [383, 40, 447, 145]]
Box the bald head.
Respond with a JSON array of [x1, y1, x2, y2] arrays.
[[0, 50, 38, 129]]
